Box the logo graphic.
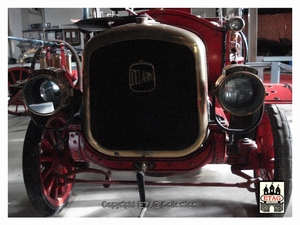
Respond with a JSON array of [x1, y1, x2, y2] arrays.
[[259, 181, 284, 214], [129, 61, 156, 92]]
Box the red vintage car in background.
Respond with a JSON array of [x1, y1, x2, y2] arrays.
[[16, 8, 292, 217]]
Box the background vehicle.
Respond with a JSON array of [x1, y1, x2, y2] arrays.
[[18, 8, 292, 217], [8, 23, 81, 116]]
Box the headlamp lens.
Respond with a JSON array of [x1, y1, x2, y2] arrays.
[[218, 73, 265, 116], [229, 17, 245, 32], [222, 77, 253, 105], [23, 76, 63, 115], [40, 80, 61, 103]]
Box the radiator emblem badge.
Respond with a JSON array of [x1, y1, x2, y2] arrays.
[[129, 61, 156, 92]]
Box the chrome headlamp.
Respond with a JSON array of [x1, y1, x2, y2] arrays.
[[228, 17, 245, 32], [215, 65, 265, 116], [22, 68, 73, 116]]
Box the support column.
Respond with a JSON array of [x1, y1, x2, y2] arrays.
[[248, 8, 258, 62]]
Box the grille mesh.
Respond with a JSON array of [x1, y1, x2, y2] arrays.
[[89, 40, 199, 150]]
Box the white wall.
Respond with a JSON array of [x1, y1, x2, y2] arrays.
[[44, 8, 83, 26], [8, 8, 24, 59]]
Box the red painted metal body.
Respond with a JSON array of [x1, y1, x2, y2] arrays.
[[68, 123, 215, 173], [264, 84, 292, 104]]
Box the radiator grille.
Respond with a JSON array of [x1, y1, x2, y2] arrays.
[[88, 40, 199, 151]]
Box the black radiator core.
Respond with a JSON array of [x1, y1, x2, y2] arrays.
[[89, 40, 199, 151]]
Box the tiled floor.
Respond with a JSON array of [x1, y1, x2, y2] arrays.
[[7, 105, 293, 218]]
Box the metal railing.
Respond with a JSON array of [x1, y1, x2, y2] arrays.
[[246, 56, 292, 83]]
